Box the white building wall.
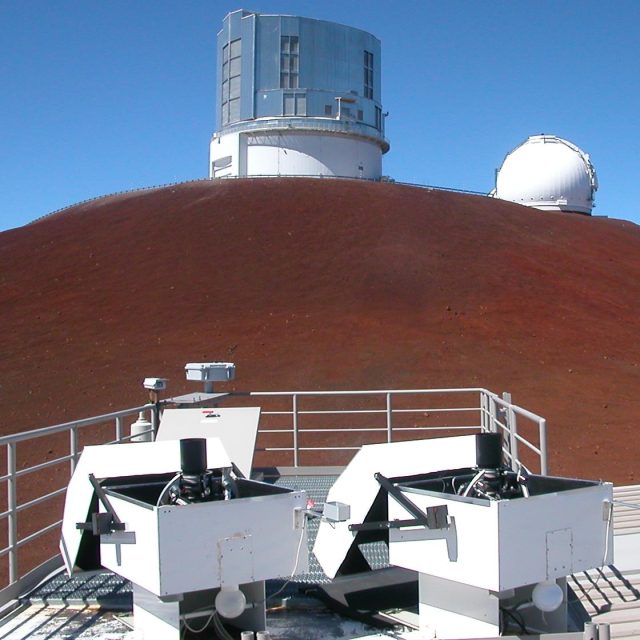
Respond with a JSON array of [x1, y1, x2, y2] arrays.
[[210, 133, 245, 178], [210, 130, 382, 180]]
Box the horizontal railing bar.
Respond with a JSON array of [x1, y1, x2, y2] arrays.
[[258, 425, 481, 435], [300, 446, 363, 451], [391, 407, 478, 414], [261, 407, 480, 417], [0, 404, 155, 446], [390, 425, 479, 431], [14, 454, 74, 479], [262, 446, 363, 452], [486, 394, 545, 423], [256, 429, 293, 434], [242, 388, 487, 397], [513, 433, 542, 454], [107, 428, 155, 444], [283, 427, 387, 433], [15, 487, 67, 514], [16, 519, 63, 549]]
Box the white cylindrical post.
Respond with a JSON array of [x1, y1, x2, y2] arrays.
[[131, 411, 153, 442]]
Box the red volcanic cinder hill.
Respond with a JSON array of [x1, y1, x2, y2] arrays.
[[2, 177, 640, 483]]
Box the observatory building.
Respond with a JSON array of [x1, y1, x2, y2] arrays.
[[209, 10, 389, 180], [494, 135, 598, 215]]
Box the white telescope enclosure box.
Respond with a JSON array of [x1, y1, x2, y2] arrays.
[[60, 415, 307, 639], [61, 438, 309, 590], [388, 478, 612, 592], [314, 433, 613, 639], [60, 438, 236, 573], [95, 469, 307, 597]]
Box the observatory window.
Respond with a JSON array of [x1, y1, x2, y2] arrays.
[[364, 50, 374, 99], [325, 104, 333, 116], [375, 106, 382, 131], [284, 93, 295, 116], [296, 94, 306, 115], [280, 36, 299, 89], [283, 92, 306, 116], [357, 109, 363, 121], [221, 38, 242, 125]]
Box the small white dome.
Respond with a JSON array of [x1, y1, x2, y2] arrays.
[[494, 135, 598, 214]]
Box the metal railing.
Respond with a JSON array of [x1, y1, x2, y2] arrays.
[[226, 388, 546, 473], [213, 116, 390, 151], [0, 404, 156, 607], [0, 387, 545, 608]]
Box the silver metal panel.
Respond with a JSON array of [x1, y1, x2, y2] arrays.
[[547, 528, 573, 577], [156, 407, 260, 478], [419, 572, 500, 638]]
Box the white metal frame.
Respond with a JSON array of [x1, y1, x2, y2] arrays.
[[0, 387, 546, 608]]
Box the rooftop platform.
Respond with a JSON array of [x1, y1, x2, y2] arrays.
[[2, 476, 638, 639]]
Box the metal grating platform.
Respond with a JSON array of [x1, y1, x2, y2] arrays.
[[569, 484, 640, 638], [22, 570, 131, 609], [272, 473, 389, 583]]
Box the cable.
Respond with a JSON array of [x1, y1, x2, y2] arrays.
[[265, 518, 307, 604], [182, 608, 217, 635], [212, 611, 236, 640], [500, 607, 527, 634]]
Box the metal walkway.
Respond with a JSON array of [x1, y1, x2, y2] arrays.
[[569, 484, 640, 638]]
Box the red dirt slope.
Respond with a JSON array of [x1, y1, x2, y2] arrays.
[[1, 178, 640, 483]]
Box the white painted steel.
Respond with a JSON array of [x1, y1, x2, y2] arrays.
[[313, 435, 478, 579], [495, 134, 598, 214], [210, 130, 382, 179], [0, 387, 546, 608], [156, 407, 261, 478], [99, 488, 307, 596], [388, 482, 613, 592], [59, 438, 233, 573]]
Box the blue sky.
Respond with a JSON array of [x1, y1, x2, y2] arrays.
[[1, 1, 639, 231]]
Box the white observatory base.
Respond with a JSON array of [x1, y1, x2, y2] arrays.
[[210, 129, 382, 180]]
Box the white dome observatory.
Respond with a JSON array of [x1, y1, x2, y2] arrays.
[[494, 135, 598, 214]]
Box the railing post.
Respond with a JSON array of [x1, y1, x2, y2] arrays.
[[70, 425, 78, 475], [386, 393, 393, 443], [502, 392, 520, 471], [292, 394, 299, 468], [115, 416, 123, 443], [489, 396, 497, 433], [539, 418, 548, 475], [480, 392, 488, 432], [151, 405, 159, 440], [7, 443, 18, 584]]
